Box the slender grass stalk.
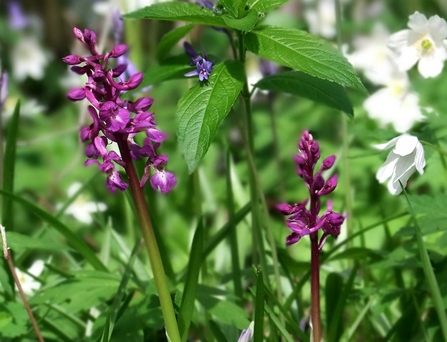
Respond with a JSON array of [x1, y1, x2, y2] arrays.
[[1, 225, 44, 342], [401, 183, 447, 341], [116, 137, 181, 342]]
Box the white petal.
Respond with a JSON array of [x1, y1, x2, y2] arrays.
[[387, 178, 403, 195], [376, 152, 399, 183], [397, 46, 420, 71], [394, 134, 418, 156], [414, 142, 426, 174], [408, 12, 428, 33], [372, 136, 401, 150], [392, 155, 416, 182], [418, 55, 445, 78], [389, 165, 416, 194], [67, 183, 82, 197], [28, 260, 44, 277], [388, 29, 410, 49], [428, 15, 447, 42]]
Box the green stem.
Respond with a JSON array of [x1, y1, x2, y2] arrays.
[[310, 233, 321, 342], [117, 138, 181, 342], [402, 185, 447, 341], [420, 140, 447, 157]]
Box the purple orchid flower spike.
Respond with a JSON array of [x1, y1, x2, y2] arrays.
[[183, 42, 214, 82], [277, 131, 345, 248], [63, 27, 176, 193]]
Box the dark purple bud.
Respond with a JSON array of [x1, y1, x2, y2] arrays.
[[70, 65, 90, 75], [322, 155, 336, 170], [184, 42, 199, 60], [313, 174, 325, 192], [63, 54, 84, 65], [286, 233, 301, 245], [112, 64, 128, 77], [110, 44, 128, 58], [127, 72, 144, 88], [130, 97, 154, 112], [317, 174, 338, 196], [67, 88, 86, 101]]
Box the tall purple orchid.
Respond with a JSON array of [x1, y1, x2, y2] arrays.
[[63, 28, 176, 193], [278, 130, 345, 341]]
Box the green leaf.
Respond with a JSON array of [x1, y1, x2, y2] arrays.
[[196, 285, 250, 329], [325, 273, 344, 342], [125, 2, 227, 27], [157, 23, 195, 61], [244, 26, 365, 91], [100, 240, 140, 342], [6, 232, 69, 251], [177, 60, 245, 172], [248, 0, 289, 12], [255, 71, 354, 116], [222, 10, 258, 31], [408, 194, 447, 235], [178, 220, 203, 342], [2, 100, 20, 231], [0, 189, 107, 272], [254, 268, 264, 341], [0, 302, 28, 338]]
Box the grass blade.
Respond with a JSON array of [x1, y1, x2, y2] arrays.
[[254, 268, 264, 341], [179, 220, 203, 342]]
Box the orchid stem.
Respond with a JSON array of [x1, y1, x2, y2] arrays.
[[117, 138, 181, 342], [310, 233, 322, 342]]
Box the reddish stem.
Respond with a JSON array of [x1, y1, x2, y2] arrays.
[[310, 232, 322, 341]]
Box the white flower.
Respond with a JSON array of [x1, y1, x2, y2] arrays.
[[388, 11, 447, 78], [15, 260, 44, 295], [238, 321, 254, 342], [347, 23, 397, 85], [374, 134, 425, 195], [363, 69, 424, 133], [11, 36, 51, 81], [60, 183, 107, 224], [304, 0, 336, 39]]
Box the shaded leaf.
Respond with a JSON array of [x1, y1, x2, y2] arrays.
[[177, 60, 245, 172], [249, 0, 289, 12], [125, 2, 227, 27], [245, 26, 365, 90], [255, 71, 353, 116], [157, 24, 195, 61], [222, 10, 258, 31]]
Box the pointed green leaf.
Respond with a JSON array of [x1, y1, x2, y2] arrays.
[[125, 2, 227, 27], [254, 268, 264, 341], [0, 189, 107, 272], [222, 10, 258, 31], [249, 0, 289, 12], [245, 26, 365, 91], [157, 24, 195, 61], [255, 71, 353, 116], [177, 60, 245, 172], [178, 220, 203, 342], [2, 100, 20, 231]]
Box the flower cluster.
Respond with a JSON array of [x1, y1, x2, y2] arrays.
[[63, 28, 176, 193], [278, 131, 344, 249], [183, 42, 214, 82]]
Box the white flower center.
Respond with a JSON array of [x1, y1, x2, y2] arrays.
[[417, 36, 434, 56]]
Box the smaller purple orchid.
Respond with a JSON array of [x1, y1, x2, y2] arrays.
[[278, 131, 345, 250], [183, 42, 214, 82]]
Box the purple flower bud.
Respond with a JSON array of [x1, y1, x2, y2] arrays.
[[130, 97, 154, 112], [286, 233, 302, 245], [63, 55, 84, 65], [147, 128, 167, 143], [322, 155, 336, 170], [112, 64, 128, 77], [110, 44, 128, 58], [67, 88, 86, 101], [313, 174, 325, 192], [73, 27, 84, 41], [317, 174, 338, 196]]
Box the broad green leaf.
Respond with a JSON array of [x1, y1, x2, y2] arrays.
[[222, 9, 258, 31], [255, 71, 353, 116], [408, 194, 447, 235], [177, 60, 245, 172], [248, 0, 289, 12], [219, 0, 243, 17], [0, 302, 28, 338], [157, 23, 195, 61], [125, 2, 227, 27], [0, 189, 107, 272], [178, 221, 203, 342], [245, 26, 365, 91], [2, 100, 20, 231], [196, 289, 250, 329]]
